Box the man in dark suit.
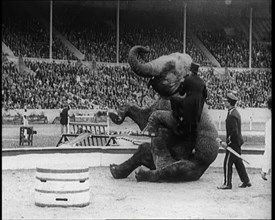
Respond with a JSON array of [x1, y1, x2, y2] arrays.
[[218, 93, 252, 190], [142, 62, 207, 150], [170, 62, 207, 141], [60, 104, 70, 134]]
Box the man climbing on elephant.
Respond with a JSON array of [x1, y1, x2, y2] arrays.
[[142, 62, 208, 155]]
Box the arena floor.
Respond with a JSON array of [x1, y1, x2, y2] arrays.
[[2, 122, 271, 219], [2, 166, 271, 219]]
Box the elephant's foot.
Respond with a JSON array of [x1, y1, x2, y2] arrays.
[[110, 164, 130, 179], [110, 143, 156, 180], [135, 167, 158, 182]]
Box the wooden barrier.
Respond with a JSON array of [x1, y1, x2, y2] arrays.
[[56, 134, 78, 147], [35, 165, 90, 207], [64, 133, 92, 147], [57, 133, 117, 147], [69, 122, 108, 135]]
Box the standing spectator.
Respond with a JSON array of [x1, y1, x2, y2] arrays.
[[22, 106, 29, 140], [23, 106, 29, 126], [261, 95, 272, 181], [60, 104, 70, 134], [217, 93, 251, 190]]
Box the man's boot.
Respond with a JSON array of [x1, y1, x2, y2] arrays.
[[217, 184, 232, 190]]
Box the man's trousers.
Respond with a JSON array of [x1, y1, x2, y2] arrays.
[[223, 151, 250, 187]]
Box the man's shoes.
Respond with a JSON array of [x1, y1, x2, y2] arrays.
[[217, 184, 232, 190], [261, 171, 268, 181], [238, 182, 252, 188]]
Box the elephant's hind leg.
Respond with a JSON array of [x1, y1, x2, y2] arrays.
[[135, 159, 208, 182], [110, 142, 156, 179]]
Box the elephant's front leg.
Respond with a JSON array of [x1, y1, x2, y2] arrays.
[[135, 159, 207, 182], [110, 143, 156, 179]]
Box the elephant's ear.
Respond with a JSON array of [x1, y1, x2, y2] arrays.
[[148, 71, 182, 97]]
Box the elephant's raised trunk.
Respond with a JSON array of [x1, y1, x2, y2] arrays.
[[128, 45, 162, 78], [128, 45, 193, 97]]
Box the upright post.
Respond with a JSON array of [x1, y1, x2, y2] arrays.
[[249, 7, 253, 69], [107, 108, 110, 135], [49, 0, 53, 61], [218, 115, 222, 130], [67, 114, 70, 134], [116, 0, 120, 64], [183, 1, 187, 53]]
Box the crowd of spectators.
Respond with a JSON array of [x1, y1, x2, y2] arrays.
[[52, 10, 211, 65], [2, 4, 272, 111], [2, 16, 76, 60], [2, 6, 271, 68], [2, 16, 49, 58], [195, 27, 271, 68], [2, 59, 272, 111], [2, 59, 156, 110], [200, 68, 272, 109]]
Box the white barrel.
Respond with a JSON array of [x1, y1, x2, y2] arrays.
[[35, 165, 90, 207]]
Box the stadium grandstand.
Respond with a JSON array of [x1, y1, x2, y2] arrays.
[[2, 0, 272, 110]]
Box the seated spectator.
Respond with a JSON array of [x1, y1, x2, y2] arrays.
[[2, 58, 272, 111]]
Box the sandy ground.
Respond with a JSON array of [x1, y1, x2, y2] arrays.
[[2, 122, 271, 219], [2, 166, 271, 219]]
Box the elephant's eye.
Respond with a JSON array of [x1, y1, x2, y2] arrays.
[[163, 61, 175, 73]]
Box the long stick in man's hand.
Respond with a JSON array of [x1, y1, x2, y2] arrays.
[[216, 137, 250, 165]]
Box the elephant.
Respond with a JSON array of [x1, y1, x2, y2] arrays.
[[109, 45, 219, 182]]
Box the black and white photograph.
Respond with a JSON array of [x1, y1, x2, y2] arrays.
[[2, 0, 271, 219]]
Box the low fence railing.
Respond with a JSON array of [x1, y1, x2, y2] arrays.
[[69, 122, 109, 135]]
